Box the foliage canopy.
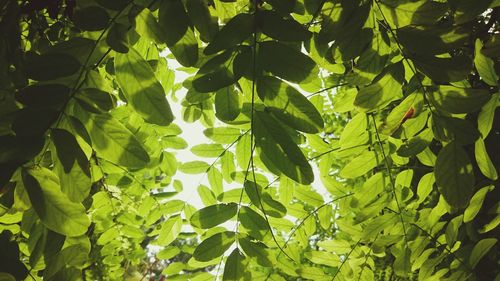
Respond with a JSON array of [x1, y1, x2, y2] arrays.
[[0, 0, 499, 280]]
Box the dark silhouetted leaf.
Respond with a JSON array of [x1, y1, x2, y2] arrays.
[[435, 141, 474, 208], [253, 110, 313, 184]]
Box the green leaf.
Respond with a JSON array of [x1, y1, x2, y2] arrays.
[[16, 84, 70, 109], [115, 47, 174, 125], [73, 6, 109, 31], [47, 37, 106, 66], [43, 245, 88, 279], [339, 151, 378, 179], [435, 141, 475, 208], [106, 23, 129, 53], [75, 88, 115, 113], [25, 53, 80, 81], [135, 8, 165, 43], [236, 133, 251, 169], [392, 244, 411, 277], [452, 0, 494, 24], [244, 180, 286, 218], [215, 86, 241, 121], [380, 92, 424, 135], [192, 50, 244, 93], [190, 203, 238, 228], [445, 215, 463, 246], [266, 0, 296, 14], [51, 129, 91, 202], [354, 63, 404, 112], [208, 167, 223, 195], [431, 115, 479, 145], [223, 248, 247, 280], [204, 13, 253, 55], [253, 111, 313, 184], [218, 188, 250, 204], [21, 167, 90, 236], [258, 41, 319, 83], [221, 151, 236, 183], [159, 0, 198, 66], [304, 250, 340, 267], [197, 185, 217, 206], [80, 113, 150, 169], [179, 161, 210, 174], [157, 246, 181, 260], [0, 135, 44, 164], [204, 127, 242, 143], [416, 173, 435, 204], [356, 172, 387, 207], [193, 231, 235, 261], [339, 113, 368, 149], [428, 85, 490, 114], [469, 238, 497, 268], [155, 215, 183, 246], [257, 10, 311, 42], [11, 108, 58, 137], [478, 93, 500, 137], [163, 136, 188, 150], [397, 128, 433, 157], [186, 0, 219, 42], [475, 39, 499, 86], [475, 138, 498, 180], [261, 192, 287, 218], [397, 25, 469, 55], [238, 206, 268, 240], [412, 54, 472, 82], [239, 236, 273, 267], [464, 185, 494, 223], [294, 186, 323, 207], [191, 144, 225, 158], [257, 76, 324, 133], [353, 30, 391, 84], [379, 0, 448, 28]]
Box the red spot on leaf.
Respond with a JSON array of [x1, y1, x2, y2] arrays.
[[401, 107, 415, 124]]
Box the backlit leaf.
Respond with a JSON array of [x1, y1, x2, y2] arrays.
[[257, 76, 324, 133], [21, 167, 90, 236], [475, 138, 498, 180], [51, 129, 91, 202], [354, 63, 404, 112], [223, 248, 247, 280], [115, 47, 174, 125], [193, 231, 235, 261], [190, 203, 238, 228], [80, 112, 150, 169], [464, 185, 494, 223], [155, 215, 183, 246]]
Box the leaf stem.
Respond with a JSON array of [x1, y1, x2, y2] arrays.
[[370, 114, 409, 251]]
